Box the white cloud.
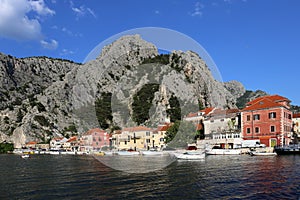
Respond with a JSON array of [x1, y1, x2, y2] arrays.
[[0, 0, 55, 41], [29, 0, 55, 16], [40, 39, 58, 50], [60, 49, 75, 56], [70, 0, 97, 19], [190, 2, 204, 17]]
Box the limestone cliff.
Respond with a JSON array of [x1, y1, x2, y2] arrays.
[[0, 35, 246, 147]]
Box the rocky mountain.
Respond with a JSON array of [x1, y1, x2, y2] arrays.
[[0, 35, 246, 147], [235, 90, 269, 109]]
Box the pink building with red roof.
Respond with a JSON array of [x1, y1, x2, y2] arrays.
[[80, 128, 110, 152], [241, 95, 292, 147]]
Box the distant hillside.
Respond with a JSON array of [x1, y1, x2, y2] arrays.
[[291, 105, 300, 114], [236, 90, 268, 109]]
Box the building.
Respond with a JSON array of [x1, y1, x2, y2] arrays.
[[241, 95, 292, 147], [153, 123, 171, 149], [80, 128, 109, 152], [64, 136, 79, 151], [114, 126, 154, 151], [292, 113, 300, 143], [201, 108, 242, 148], [184, 107, 215, 123], [50, 137, 67, 150]]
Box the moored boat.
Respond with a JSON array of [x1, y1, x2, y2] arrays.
[[249, 151, 277, 156], [173, 151, 205, 160], [21, 154, 30, 158], [141, 149, 166, 156], [116, 151, 140, 156], [274, 144, 300, 155], [206, 148, 241, 155]]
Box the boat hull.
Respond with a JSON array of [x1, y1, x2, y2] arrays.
[[206, 149, 241, 155], [117, 151, 140, 156], [173, 152, 205, 160], [250, 152, 277, 156], [141, 151, 166, 156], [274, 146, 300, 155]]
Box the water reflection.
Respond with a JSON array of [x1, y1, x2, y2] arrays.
[[0, 154, 299, 199], [93, 154, 177, 173]]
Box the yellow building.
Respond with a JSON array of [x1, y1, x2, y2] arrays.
[[114, 126, 154, 151]]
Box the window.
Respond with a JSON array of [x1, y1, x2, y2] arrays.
[[247, 128, 251, 134], [254, 114, 260, 120], [247, 115, 251, 121], [160, 138, 164, 142], [269, 112, 276, 119], [146, 139, 150, 143], [255, 127, 259, 133], [270, 126, 275, 132], [146, 131, 150, 136]]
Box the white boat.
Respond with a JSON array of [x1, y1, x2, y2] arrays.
[[21, 154, 30, 158], [206, 149, 241, 155], [173, 152, 205, 160], [250, 151, 277, 156], [49, 149, 60, 155], [116, 151, 140, 156], [102, 151, 115, 156], [141, 150, 166, 156]]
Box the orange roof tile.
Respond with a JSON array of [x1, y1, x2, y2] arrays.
[[293, 113, 300, 118], [67, 136, 77, 142], [201, 107, 215, 115], [246, 95, 290, 106], [242, 96, 287, 111], [186, 107, 215, 118], [26, 141, 37, 145], [84, 128, 106, 135], [157, 123, 172, 132]]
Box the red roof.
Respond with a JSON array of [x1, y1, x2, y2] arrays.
[[157, 123, 172, 132], [200, 107, 215, 115], [67, 136, 77, 143], [242, 95, 290, 111], [246, 95, 290, 106], [84, 128, 106, 135], [26, 141, 37, 145], [293, 113, 300, 118], [186, 107, 215, 118]]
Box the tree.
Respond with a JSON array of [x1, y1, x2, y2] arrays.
[[166, 94, 181, 122], [0, 142, 14, 153], [165, 120, 180, 144], [132, 84, 159, 125], [165, 120, 197, 148], [95, 92, 113, 129]]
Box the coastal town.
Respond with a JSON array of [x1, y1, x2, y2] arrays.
[[13, 94, 300, 157]]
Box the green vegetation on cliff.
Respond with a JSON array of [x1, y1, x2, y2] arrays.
[[132, 83, 160, 125], [95, 92, 113, 129], [166, 94, 181, 122]]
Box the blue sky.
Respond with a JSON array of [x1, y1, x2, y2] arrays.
[[0, 0, 300, 105]]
